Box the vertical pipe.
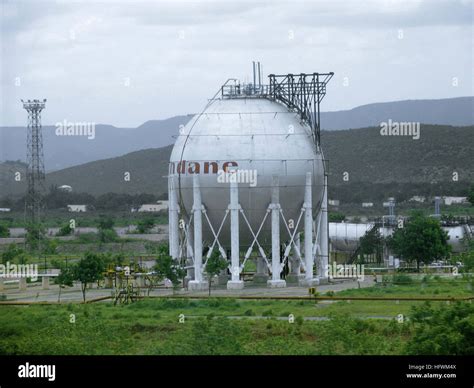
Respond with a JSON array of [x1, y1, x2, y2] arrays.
[[320, 173, 329, 281], [253, 61, 256, 93], [230, 180, 240, 282], [192, 174, 203, 283], [270, 175, 281, 282], [258, 62, 261, 90], [304, 172, 313, 281]]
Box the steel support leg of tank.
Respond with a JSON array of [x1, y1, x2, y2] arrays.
[[42, 276, 50, 290], [169, 177, 180, 260], [227, 180, 244, 290], [184, 227, 195, 288], [319, 173, 329, 284], [268, 176, 286, 288], [301, 172, 318, 286], [188, 175, 207, 291]]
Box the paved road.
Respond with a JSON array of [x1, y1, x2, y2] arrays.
[[0, 277, 375, 303]]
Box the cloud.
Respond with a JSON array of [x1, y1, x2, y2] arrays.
[[0, 0, 472, 127]]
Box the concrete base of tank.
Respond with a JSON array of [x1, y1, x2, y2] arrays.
[[227, 280, 244, 290], [253, 274, 269, 284], [267, 280, 286, 288], [19, 278, 27, 291], [188, 280, 208, 291], [217, 273, 229, 286], [286, 274, 305, 285], [41, 277, 50, 290], [318, 277, 330, 285], [299, 278, 320, 287]]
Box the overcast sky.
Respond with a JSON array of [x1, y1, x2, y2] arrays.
[[0, 0, 472, 127]]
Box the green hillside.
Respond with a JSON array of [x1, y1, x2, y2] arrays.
[[1, 125, 472, 202], [323, 125, 473, 184]]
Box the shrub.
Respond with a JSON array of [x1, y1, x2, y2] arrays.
[[0, 224, 10, 238], [392, 274, 413, 284], [406, 302, 474, 355]]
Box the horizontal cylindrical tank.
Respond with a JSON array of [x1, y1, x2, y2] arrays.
[[329, 222, 468, 253], [169, 97, 325, 247]]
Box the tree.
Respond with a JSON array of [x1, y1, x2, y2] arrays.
[[74, 253, 105, 302], [97, 215, 118, 242], [0, 224, 9, 238], [56, 223, 73, 236], [359, 227, 383, 264], [154, 249, 185, 292], [468, 185, 474, 206], [1, 244, 24, 265], [204, 251, 228, 296], [328, 212, 346, 222], [97, 215, 114, 230], [136, 216, 155, 234], [53, 262, 75, 303], [98, 228, 118, 243], [25, 223, 46, 251], [389, 213, 451, 271], [455, 239, 474, 273]]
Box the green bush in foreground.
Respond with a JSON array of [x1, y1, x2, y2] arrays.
[[406, 302, 474, 355], [0, 299, 472, 355]]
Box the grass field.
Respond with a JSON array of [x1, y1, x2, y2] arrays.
[[1, 277, 472, 355]]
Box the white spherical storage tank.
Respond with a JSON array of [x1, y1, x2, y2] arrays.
[[168, 72, 333, 290], [169, 98, 324, 245]]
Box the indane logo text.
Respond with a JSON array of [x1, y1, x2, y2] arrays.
[[380, 119, 420, 140], [55, 119, 95, 140], [169, 160, 238, 175]]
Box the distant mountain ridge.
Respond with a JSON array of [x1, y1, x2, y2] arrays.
[[320, 96, 474, 130], [0, 97, 472, 171]]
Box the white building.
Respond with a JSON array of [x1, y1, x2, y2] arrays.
[[136, 201, 169, 213], [409, 195, 426, 203], [67, 204, 87, 212], [58, 185, 73, 192], [362, 202, 373, 208], [328, 199, 340, 206], [443, 196, 468, 206], [0, 208, 11, 212]]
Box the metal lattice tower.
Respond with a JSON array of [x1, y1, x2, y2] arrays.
[[21, 99, 47, 225]]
